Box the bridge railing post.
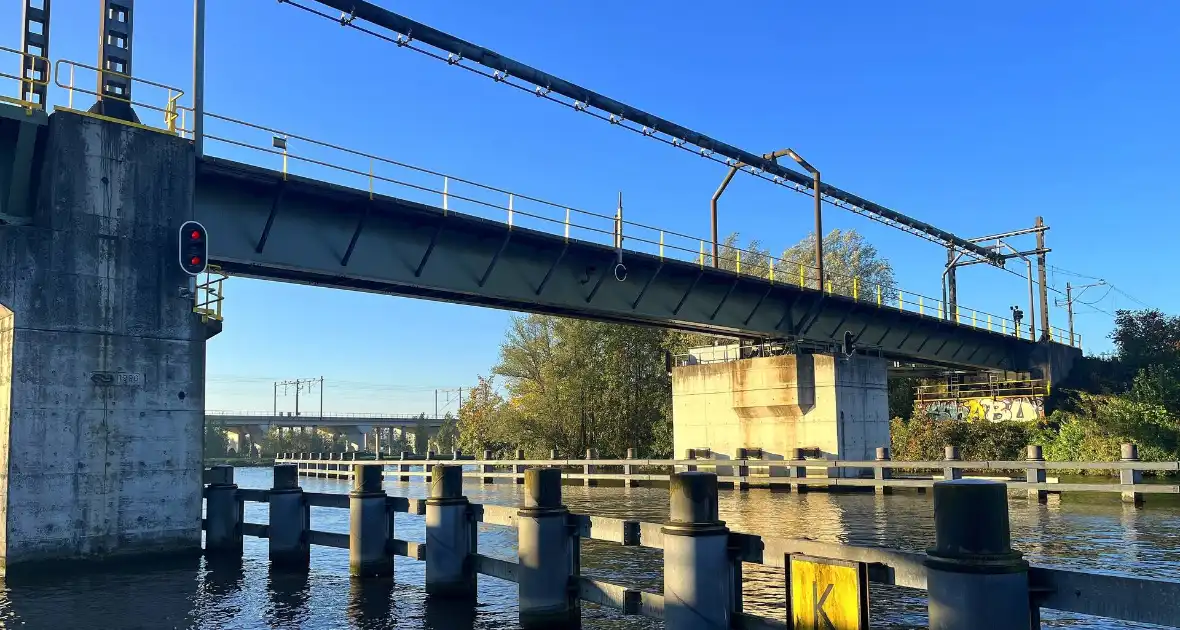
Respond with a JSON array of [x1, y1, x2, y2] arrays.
[[1025, 445, 1047, 504], [518, 467, 579, 629], [1120, 443, 1143, 506], [482, 449, 495, 484], [514, 448, 527, 485], [426, 464, 476, 597], [205, 465, 243, 556], [875, 447, 893, 495], [734, 448, 749, 491], [269, 463, 310, 571], [685, 448, 697, 473], [926, 480, 1030, 630], [549, 448, 559, 460], [426, 451, 437, 483], [663, 471, 731, 629], [789, 448, 807, 493], [624, 448, 638, 487], [584, 448, 598, 487], [943, 445, 963, 481], [349, 464, 393, 577]]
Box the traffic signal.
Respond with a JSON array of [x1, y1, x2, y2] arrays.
[[179, 221, 208, 275]]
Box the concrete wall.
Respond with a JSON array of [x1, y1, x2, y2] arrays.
[[0, 111, 204, 571], [672, 353, 888, 466]]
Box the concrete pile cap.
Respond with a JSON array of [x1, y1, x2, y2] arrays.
[[430, 465, 464, 499], [272, 464, 299, 490], [668, 472, 722, 525], [929, 479, 1023, 566], [351, 464, 384, 494], [523, 468, 563, 509], [208, 465, 234, 486]]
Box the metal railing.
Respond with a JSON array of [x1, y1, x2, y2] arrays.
[[193, 265, 226, 323], [19, 59, 1081, 349], [916, 378, 1048, 402], [196, 111, 1078, 348], [207, 410, 443, 420], [52, 59, 192, 135], [0, 46, 48, 112]]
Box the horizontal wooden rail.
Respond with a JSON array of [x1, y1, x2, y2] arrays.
[[279, 462, 1180, 496], [277, 456, 1180, 472]]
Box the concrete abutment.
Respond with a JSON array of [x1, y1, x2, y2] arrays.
[[0, 110, 205, 572]]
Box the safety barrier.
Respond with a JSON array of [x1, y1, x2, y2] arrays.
[[205, 462, 1180, 628]]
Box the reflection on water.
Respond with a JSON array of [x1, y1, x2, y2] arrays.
[[0, 467, 1174, 629]]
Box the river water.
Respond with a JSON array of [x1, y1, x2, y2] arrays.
[[0, 467, 1176, 629]]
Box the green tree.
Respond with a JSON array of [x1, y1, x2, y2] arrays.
[[779, 228, 896, 297], [413, 413, 431, 454], [490, 315, 674, 458], [888, 377, 919, 420], [455, 375, 514, 456], [1112, 309, 1180, 376], [204, 418, 230, 458], [435, 412, 459, 455]]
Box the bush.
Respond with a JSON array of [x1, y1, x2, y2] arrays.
[[1032, 393, 1178, 472], [890, 415, 1032, 462]]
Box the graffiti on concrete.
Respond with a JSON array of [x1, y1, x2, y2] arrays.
[[921, 396, 1044, 422]]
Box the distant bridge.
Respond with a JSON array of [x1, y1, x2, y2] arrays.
[[207, 411, 446, 430]]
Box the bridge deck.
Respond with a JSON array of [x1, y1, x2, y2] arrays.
[[195, 157, 1078, 373]]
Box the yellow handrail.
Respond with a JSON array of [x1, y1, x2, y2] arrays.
[[0, 46, 51, 112], [194, 266, 227, 323], [53, 59, 192, 135]]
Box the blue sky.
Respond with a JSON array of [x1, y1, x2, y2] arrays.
[[17, 1, 1178, 414]]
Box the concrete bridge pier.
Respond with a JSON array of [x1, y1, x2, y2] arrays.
[[673, 353, 889, 474], [0, 110, 205, 573], [225, 424, 266, 457]]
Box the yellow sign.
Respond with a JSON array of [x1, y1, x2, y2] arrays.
[[787, 554, 869, 630]]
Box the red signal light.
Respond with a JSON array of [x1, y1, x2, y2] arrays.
[[179, 221, 208, 275]]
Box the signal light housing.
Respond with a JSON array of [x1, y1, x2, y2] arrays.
[[179, 221, 208, 275]]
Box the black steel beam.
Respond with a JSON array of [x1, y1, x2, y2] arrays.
[[294, 0, 1000, 263], [341, 204, 369, 266], [535, 243, 568, 296], [255, 181, 284, 253], [20, 0, 51, 107], [91, 0, 138, 122]]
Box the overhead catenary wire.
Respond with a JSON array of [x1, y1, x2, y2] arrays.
[[278, 0, 1003, 264]]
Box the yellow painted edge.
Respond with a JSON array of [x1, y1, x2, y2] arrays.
[[55, 106, 181, 137]]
